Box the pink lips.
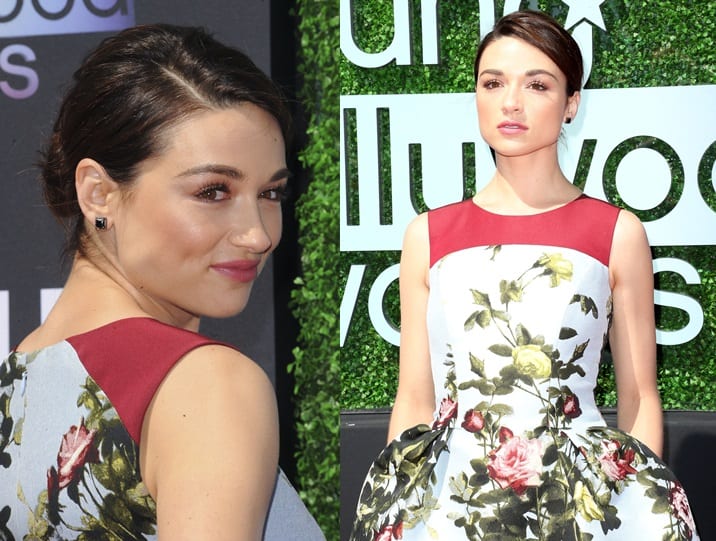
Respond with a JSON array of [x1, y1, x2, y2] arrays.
[[497, 120, 528, 135], [211, 260, 260, 283]]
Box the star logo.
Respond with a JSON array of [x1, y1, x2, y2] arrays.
[[563, 0, 607, 31]]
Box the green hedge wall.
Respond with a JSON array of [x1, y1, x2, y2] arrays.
[[340, 0, 716, 411], [292, 2, 339, 538]]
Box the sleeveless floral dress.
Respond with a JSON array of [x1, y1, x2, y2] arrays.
[[0, 318, 324, 540], [351, 196, 699, 540]]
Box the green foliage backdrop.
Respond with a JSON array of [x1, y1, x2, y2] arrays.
[[292, 1, 339, 537], [340, 0, 716, 411]]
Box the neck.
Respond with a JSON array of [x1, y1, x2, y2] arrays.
[[477, 147, 580, 212], [59, 255, 201, 333]]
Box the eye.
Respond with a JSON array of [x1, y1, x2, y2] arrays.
[[527, 80, 548, 91], [260, 183, 289, 202], [482, 78, 501, 89], [196, 183, 231, 201]]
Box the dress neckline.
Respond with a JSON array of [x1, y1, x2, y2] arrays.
[[469, 193, 587, 218], [12, 316, 165, 356]]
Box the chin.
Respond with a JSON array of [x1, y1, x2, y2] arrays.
[[198, 297, 251, 319], [212, 304, 250, 319]]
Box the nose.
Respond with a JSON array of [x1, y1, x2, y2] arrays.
[[229, 203, 274, 255], [501, 84, 523, 114]]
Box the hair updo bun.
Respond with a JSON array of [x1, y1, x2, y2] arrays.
[[39, 23, 291, 256]]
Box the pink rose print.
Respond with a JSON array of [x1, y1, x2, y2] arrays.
[[374, 521, 403, 541], [487, 435, 544, 495], [498, 426, 514, 443], [598, 440, 637, 481], [562, 393, 582, 419], [432, 397, 458, 429], [669, 481, 696, 538], [48, 417, 99, 492], [461, 409, 485, 432]]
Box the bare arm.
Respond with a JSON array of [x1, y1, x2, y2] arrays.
[[608, 210, 663, 456], [140, 345, 279, 540], [387, 213, 436, 442]]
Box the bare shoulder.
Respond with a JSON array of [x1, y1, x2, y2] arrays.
[[144, 344, 278, 451], [141, 344, 279, 538], [612, 209, 648, 248], [159, 344, 276, 401], [609, 209, 652, 286], [404, 209, 428, 235], [400, 212, 430, 281], [402, 212, 429, 257]]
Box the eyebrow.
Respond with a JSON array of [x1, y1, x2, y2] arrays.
[[176, 164, 293, 182], [478, 68, 559, 81]]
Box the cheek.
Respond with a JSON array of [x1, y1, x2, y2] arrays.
[[475, 97, 493, 135], [146, 206, 219, 257], [475, 90, 502, 113], [265, 206, 283, 248], [543, 109, 566, 137]]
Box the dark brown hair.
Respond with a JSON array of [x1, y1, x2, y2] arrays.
[[473, 10, 583, 96], [41, 24, 291, 255]]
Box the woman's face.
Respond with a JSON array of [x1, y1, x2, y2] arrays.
[[111, 104, 288, 326], [475, 36, 578, 160]]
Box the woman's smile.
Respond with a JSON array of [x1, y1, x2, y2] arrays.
[[210, 259, 261, 283]]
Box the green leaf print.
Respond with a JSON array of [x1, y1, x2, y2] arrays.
[[489, 344, 513, 357], [571, 294, 599, 318], [469, 353, 485, 377]]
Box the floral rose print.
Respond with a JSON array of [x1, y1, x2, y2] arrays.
[[498, 426, 514, 442], [562, 393, 582, 419], [461, 409, 484, 432], [374, 521, 403, 541], [499, 279, 523, 303], [670, 481, 697, 538], [574, 479, 605, 522], [512, 344, 551, 379], [350, 238, 699, 540], [54, 417, 99, 490], [487, 434, 543, 495], [598, 439, 637, 481], [537, 253, 573, 286], [432, 397, 457, 429], [1, 375, 157, 539]]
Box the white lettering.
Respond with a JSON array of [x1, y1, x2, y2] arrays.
[[653, 258, 704, 346], [367, 264, 400, 346], [0, 44, 38, 99], [341, 259, 706, 348], [340, 265, 366, 347], [0, 0, 134, 39], [419, 0, 439, 65], [614, 147, 672, 210], [341, 87, 716, 251], [340, 0, 411, 68], [40, 288, 62, 323], [340, 0, 440, 67]]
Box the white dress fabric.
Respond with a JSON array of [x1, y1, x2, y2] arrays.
[[351, 196, 699, 541]]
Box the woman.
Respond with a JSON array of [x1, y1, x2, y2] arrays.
[[0, 24, 324, 540], [351, 10, 699, 540]]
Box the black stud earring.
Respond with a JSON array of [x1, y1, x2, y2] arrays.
[[565, 117, 572, 124], [95, 216, 107, 230]]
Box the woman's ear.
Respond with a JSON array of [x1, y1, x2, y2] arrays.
[[565, 91, 581, 123], [75, 158, 119, 230]]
